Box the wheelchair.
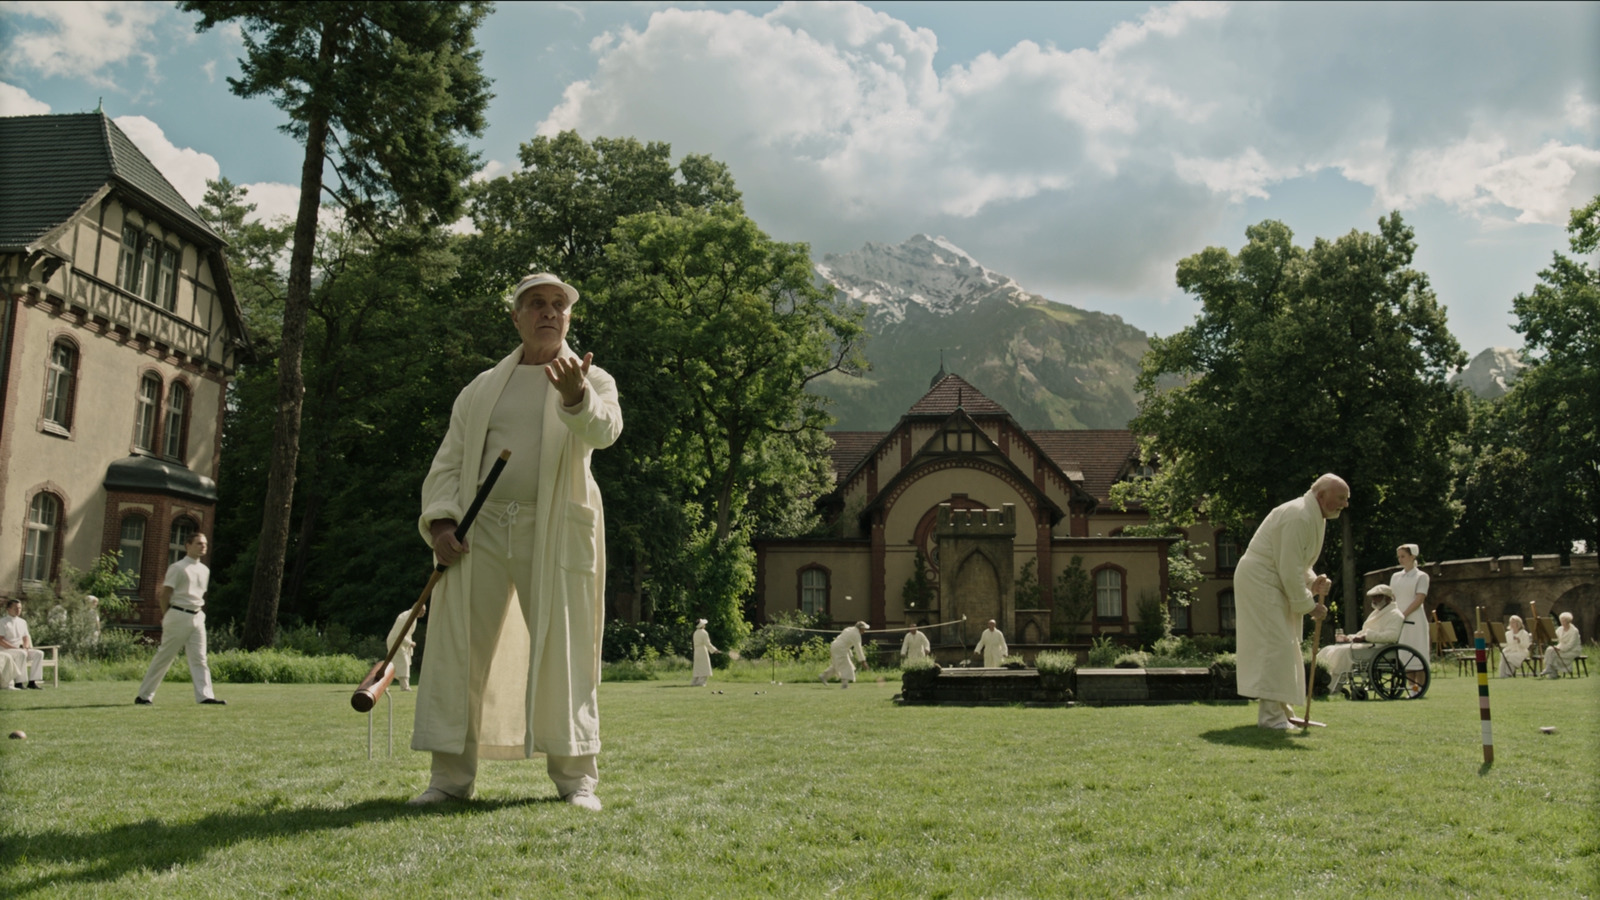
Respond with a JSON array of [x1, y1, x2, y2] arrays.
[[1340, 642, 1430, 700]]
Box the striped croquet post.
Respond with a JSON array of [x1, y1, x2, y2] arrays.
[[1475, 627, 1494, 763]]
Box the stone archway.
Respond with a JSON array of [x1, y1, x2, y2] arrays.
[[1551, 582, 1599, 642], [952, 549, 1001, 644]]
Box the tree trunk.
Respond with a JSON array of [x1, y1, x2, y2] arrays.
[[241, 29, 335, 650], [1341, 513, 1357, 632]]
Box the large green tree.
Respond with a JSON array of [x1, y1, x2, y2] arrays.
[[1449, 196, 1600, 560], [182, 1, 492, 648], [1121, 214, 1468, 628], [588, 207, 864, 649]]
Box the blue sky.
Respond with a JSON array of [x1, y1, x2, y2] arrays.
[[3, 1, 1597, 356]]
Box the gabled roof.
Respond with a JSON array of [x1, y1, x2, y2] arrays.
[[826, 431, 884, 480], [1026, 430, 1140, 502], [863, 407, 1067, 525], [0, 112, 221, 251], [906, 373, 1007, 416]]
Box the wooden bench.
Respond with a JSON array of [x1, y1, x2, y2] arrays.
[[38, 645, 59, 687]]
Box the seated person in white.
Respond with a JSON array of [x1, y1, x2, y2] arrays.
[[1498, 615, 1532, 677], [0, 598, 46, 689], [1542, 612, 1582, 678], [1315, 584, 1404, 692]]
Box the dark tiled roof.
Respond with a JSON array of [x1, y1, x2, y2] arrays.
[[1027, 429, 1139, 501], [906, 373, 1007, 416], [0, 112, 220, 251], [827, 431, 885, 480]]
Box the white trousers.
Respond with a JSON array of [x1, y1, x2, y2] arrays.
[[1, 646, 43, 682], [1542, 647, 1573, 676], [430, 749, 598, 800], [425, 498, 598, 797], [821, 647, 856, 684], [137, 608, 216, 702]]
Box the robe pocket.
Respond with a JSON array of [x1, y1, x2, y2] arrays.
[[560, 502, 599, 574]]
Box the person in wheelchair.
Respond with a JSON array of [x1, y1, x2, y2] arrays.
[[1317, 585, 1405, 693]]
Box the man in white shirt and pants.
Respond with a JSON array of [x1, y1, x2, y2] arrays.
[[0, 599, 45, 689], [136, 533, 225, 705]]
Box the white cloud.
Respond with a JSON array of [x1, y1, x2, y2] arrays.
[[113, 114, 220, 207], [1173, 148, 1303, 201], [5, 1, 165, 88], [236, 181, 303, 226], [0, 81, 52, 115], [532, 1, 1597, 302]]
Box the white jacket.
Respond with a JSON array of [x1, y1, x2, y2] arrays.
[[413, 345, 622, 759]]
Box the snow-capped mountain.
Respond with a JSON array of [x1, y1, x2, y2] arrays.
[[811, 236, 1150, 430], [1451, 347, 1526, 400], [815, 234, 1043, 324]]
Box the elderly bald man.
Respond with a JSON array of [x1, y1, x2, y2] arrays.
[[1235, 474, 1344, 730]]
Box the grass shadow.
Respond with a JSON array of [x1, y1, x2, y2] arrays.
[[3, 796, 538, 894], [1198, 725, 1310, 750]]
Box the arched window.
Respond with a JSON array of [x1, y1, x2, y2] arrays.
[[168, 517, 198, 567], [800, 566, 829, 616], [1218, 590, 1236, 633], [134, 373, 161, 451], [43, 339, 78, 431], [118, 516, 146, 588], [22, 493, 61, 584], [1215, 529, 1241, 571], [1095, 567, 1124, 620], [163, 382, 190, 460]]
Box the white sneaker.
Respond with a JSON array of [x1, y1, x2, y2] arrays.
[[563, 788, 602, 811], [406, 787, 462, 806]]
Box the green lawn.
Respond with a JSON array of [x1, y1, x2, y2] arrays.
[[2, 669, 1596, 898]]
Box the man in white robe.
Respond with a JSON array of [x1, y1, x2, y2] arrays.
[[1542, 612, 1582, 678], [0, 599, 45, 689], [691, 619, 719, 687], [1316, 585, 1404, 692], [1499, 615, 1531, 677], [900, 624, 932, 664], [973, 620, 1008, 667], [1235, 474, 1343, 729], [820, 622, 869, 688], [410, 272, 623, 811], [386, 605, 425, 691]]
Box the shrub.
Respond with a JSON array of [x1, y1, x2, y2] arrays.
[[1209, 652, 1238, 673], [207, 649, 369, 683], [603, 619, 686, 662], [1000, 655, 1027, 669], [1086, 635, 1122, 667], [1033, 651, 1078, 675], [1114, 650, 1151, 669], [740, 609, 828, 659], [602, 653, 690, 682], [900, 658, 940, 689]]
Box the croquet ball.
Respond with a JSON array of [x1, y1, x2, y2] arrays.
[[8, 730, 24, 740]]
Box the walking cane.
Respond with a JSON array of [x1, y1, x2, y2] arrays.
[[351, 449, 511, 712], [1292, 600, 1328, 729]]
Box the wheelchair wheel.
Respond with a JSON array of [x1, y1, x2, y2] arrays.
[[1371, 644, 1430, 700]]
